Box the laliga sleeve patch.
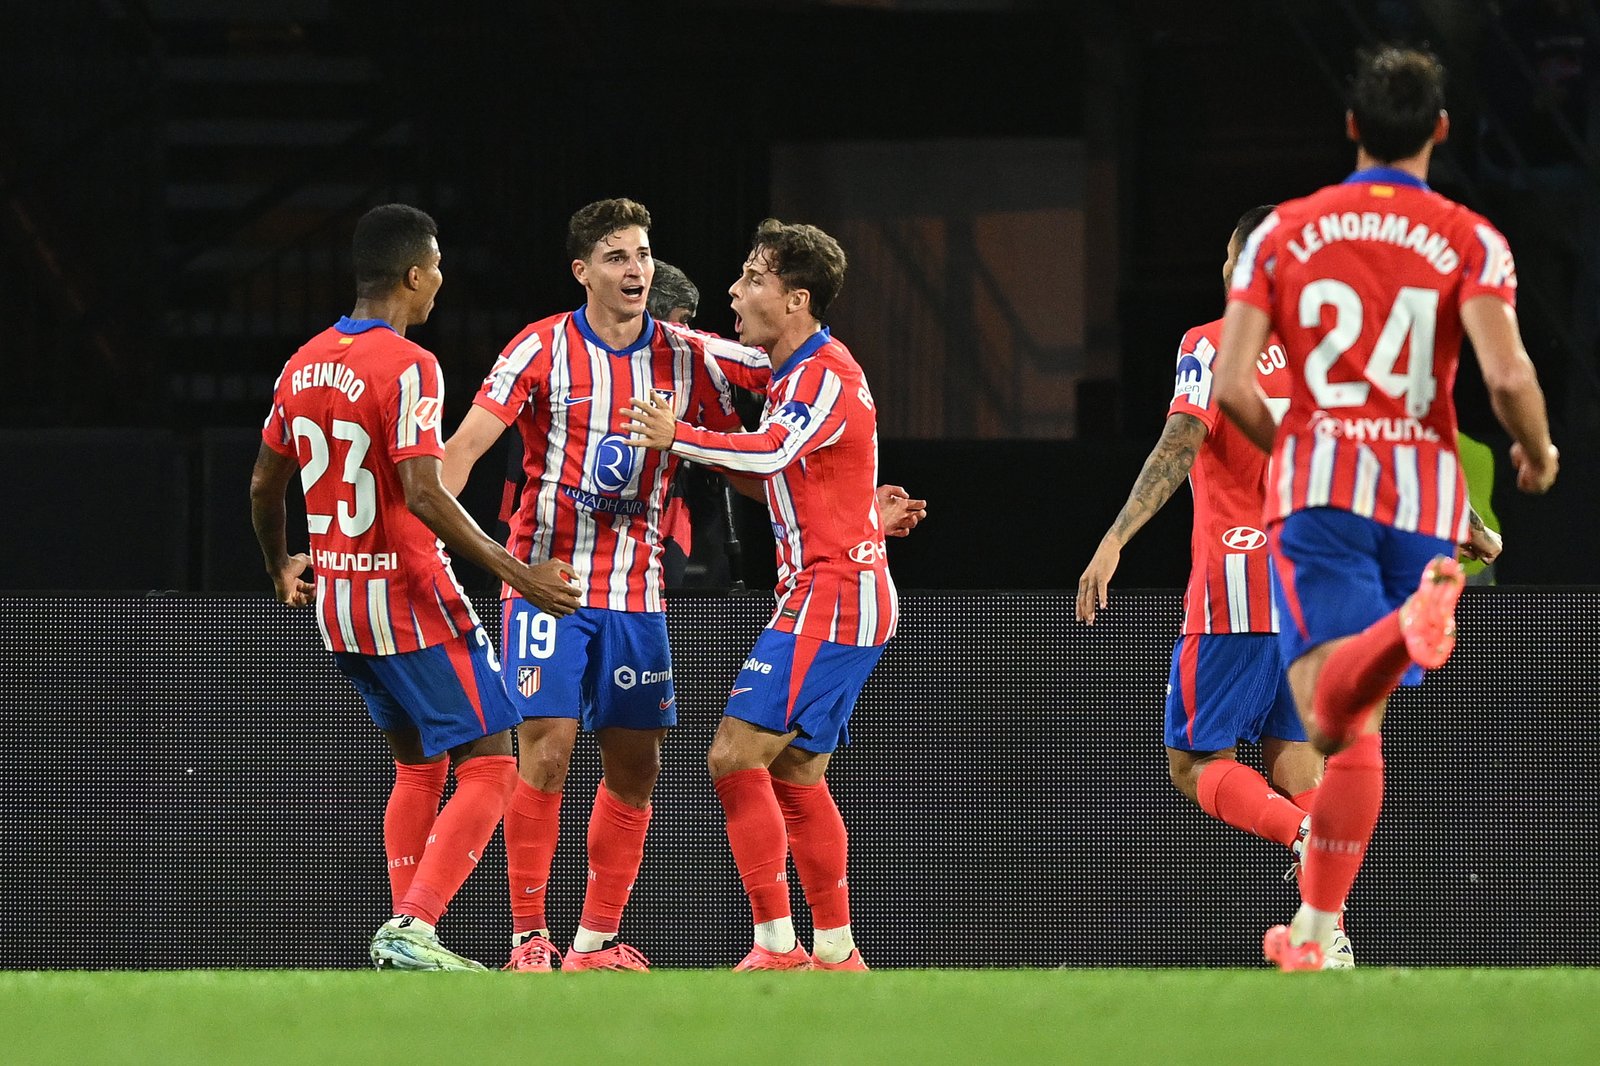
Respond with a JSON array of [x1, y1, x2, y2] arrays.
[[410, 397, 443, 433]]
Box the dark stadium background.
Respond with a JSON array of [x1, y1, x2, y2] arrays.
[[2, 0, 1594, 593], [3, 0, 1598, 975]]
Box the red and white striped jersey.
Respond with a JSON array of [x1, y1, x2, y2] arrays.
[[473, 308, 767, 611], [671, 328, 897, 647], [263, 317, 482, 655], [1167, 319, 1291, 635], [1230, 168, 1518, 544]]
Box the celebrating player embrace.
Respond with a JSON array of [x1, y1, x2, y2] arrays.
[[627, 219, 923, 971]]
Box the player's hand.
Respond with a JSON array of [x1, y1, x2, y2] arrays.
[[1459, 522, 1503, 564], [1511, 441, 1558, 495], [877, 484, 927, 538], [269, 553, 315, 607], [512, 558, 582, 618], [1075, 541, 1120, 625], [623, 392, 677, 451]]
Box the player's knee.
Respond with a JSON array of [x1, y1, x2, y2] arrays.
[[602, 752, 661, 806], [519, 745, 571, 791], [1165, 752, 1206, 803]]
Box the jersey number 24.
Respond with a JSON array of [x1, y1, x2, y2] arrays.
[[1300, 280, 1438, 419]]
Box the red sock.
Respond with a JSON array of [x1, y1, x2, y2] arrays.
[[505, 778, 562, 936], [714, 768, 790, 924], [771, 778, 851, 928], [399, 754, 517, 924], [577, 781, 651, 935], [1313, 612, 1412, 742], [385, 760, 449, 911], [1299, 733, 1384, 912], [1195, 760, 1308, 849]]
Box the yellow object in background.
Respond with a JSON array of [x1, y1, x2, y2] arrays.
[[1457, 432, 1499, 583]]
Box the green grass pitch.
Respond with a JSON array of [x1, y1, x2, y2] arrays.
[[7, 969, 1598, 1064]]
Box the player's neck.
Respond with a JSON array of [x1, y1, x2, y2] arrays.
[[583, 300, 647, 350], [1354, 145, 1431, 183], [768, 322, 824, 371], [350, 297, 412, 337]]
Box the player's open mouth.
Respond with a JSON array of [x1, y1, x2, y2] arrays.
[[622, 285, 645, 300], [733, 314, 743, 332]]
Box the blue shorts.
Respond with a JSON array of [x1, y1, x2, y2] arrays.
[[723, 629, 886, 754], [1270, 508, 1452, 684], [333, 626, 520, 758], [1164, 633, 1304, 751], [500, 601, 676, 732]]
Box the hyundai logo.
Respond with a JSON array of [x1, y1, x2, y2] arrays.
[[1222, 526, 1268, 551]]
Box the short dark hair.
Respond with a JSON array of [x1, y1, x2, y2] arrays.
[[1349, 46, 1446, 163], [1232, 204, 1276, 247], [567, 198, 652, 262], [648, 260, 699, 319], [749, 218, 847, 319], [352, 204, 438, 298]]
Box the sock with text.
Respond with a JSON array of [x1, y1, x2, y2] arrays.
[[398, 754, 517, 925], [385, 759, 449, 911]]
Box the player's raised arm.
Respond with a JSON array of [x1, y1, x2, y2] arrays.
[[1214, 301, 1277, 454], [442, 405, 510, 497], [398, 455, 580, 616], [1460, 295, 1558, 494], [1076, 412, 1208, 624]]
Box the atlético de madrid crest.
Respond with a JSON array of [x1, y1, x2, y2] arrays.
[[517, 666, 541, 698]]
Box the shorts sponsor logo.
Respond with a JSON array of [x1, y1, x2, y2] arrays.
[[1222, 526, 1268, 551], [741, 657, 774, 675], [659, 696, 675, 710], [849, 540, 885, 565], [517, 665, 541, 697], [614, 665, 672, 689]]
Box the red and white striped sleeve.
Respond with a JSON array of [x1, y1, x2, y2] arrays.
[[671, 362, 844, 478]]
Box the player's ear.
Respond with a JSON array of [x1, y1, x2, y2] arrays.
[[571, 257, 589, 288], [404, 263, 421, 291], [1344, 110, 1359, 145], [787, 287, 811, 316], [1433, 109, 1450, 145]]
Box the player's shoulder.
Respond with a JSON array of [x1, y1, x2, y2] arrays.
[[360, 328, 437, 372], [515, 312, 572, 345], [1417, 189, 1497, 234], [816, 333, 862, 373], [1179, 318, 1225, 357], [1269, 188, 1328, 226], [659, 320, 768, 362]]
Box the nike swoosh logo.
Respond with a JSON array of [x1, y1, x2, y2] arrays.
[[522, 882, 547, 895], [468, 850, 479, 862], [561, 396, 593, 406], [729, 687, 754, 697], [659, 697, 676, 710]]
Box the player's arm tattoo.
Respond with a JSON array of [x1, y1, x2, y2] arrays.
[[1107, 413, 1208, 545], [1467, 505, 1487, 536]]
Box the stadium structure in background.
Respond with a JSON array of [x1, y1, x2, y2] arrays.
[[2, 591, 1594, 969]]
